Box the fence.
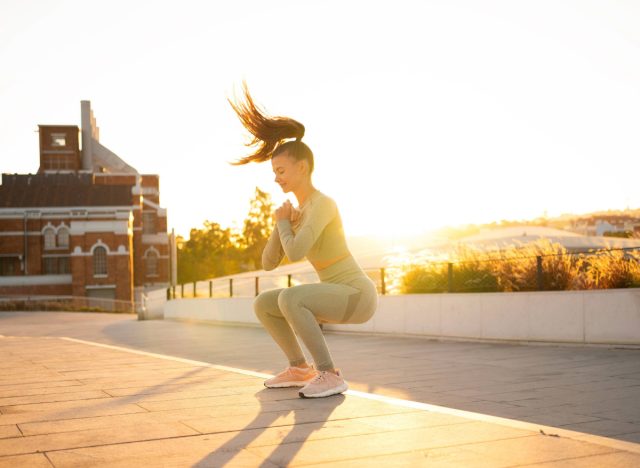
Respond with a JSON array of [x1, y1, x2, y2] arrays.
[[167, 268, 384, 299], [167, 246, 640, 299], [0, 295, 139, 313]]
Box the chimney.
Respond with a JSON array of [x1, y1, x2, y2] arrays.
[[80, 100, 97, 171]]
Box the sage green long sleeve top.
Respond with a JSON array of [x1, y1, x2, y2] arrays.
[[262, 190, 350, 271]]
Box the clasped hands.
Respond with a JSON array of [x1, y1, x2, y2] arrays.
[[274, 200, 301, 224]]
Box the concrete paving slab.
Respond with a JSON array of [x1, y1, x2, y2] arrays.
[[246, 424, 561, 466], [18, 400, 299, 436], [560, 419, 640, 437], [617, 432, 640, 444], [0, 425, 20, 440], [45, 434, 279, 468], [0, 421, 198, 457], [326, 446, 515, 468], [0, 403, 148, 426], [506, 451, 640, 467], [0, 380, 83, 393], [0, 383, 92, 399], [0, 390, 110, 407], [0, 453, 52, 468]]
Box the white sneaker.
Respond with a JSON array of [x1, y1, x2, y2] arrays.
[[298, 369, 348, 398]]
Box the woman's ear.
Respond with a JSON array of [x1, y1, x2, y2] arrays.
[[298, 159, 310, 177]]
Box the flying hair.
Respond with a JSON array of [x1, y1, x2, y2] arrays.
[[228, 82, 310, 167]]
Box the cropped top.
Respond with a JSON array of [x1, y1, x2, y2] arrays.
[[262, 190, 351, 272]]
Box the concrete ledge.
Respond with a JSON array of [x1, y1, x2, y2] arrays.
[[165, 297, 257, 324], [163, 288, 640, 346]]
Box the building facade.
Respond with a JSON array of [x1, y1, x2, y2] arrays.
[[0, 101, 170, 308]]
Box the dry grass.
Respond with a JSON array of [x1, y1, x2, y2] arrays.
[[397, 240, 640, 294]]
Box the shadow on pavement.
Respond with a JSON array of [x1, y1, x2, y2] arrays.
[[194, 389, 346, 467]]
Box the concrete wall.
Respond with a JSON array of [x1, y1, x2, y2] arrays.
[[165, 297, 257, 325], [164, 288, 640, 345], [138, 287, 171, 320]]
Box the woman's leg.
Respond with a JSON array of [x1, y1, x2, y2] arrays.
[[277, 282, 374, 372], [253, 288, 307, 367]]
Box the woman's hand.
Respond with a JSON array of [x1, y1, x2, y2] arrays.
[[274, 200, 293, 222]]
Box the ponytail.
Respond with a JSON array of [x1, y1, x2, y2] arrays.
[[229, 82, 306, 165]]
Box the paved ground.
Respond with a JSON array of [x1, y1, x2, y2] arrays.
[[0, 311, 639, 465], [2, 312, 640, 444], [1, 332, 639, 467]]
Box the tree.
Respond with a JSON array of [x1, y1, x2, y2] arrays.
[[177, 221, 241, 283], [239, 187, 275, 271], [176, 187, 275, 284]]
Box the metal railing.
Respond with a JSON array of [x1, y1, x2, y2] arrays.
[[168, 246, 640, 299], [168, 267, 385, 300]]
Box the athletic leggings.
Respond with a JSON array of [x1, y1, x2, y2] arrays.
[[253, 257, 378, 371]]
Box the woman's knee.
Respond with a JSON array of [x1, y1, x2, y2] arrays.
[[253, 289, 281, 317], [277, 287, 302, 315]]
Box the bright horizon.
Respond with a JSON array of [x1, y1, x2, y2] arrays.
[[1, 1, 639, 240]]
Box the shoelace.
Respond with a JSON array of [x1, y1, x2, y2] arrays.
[[309, 371, 327, 384]]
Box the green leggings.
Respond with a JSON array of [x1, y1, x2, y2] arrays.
[[253, 276, 377, 371]]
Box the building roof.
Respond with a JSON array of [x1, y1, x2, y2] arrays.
[[0, 173, 132, 208]]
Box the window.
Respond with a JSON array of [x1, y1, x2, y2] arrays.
[[142, 212, 156, 234], [59, 257, 70, 274], [93, 246, 107, 276], [57, 227, 69, 248], [43, 257, 71, 274], [44, 228, 56, 249], [0, 257, 18, 276], [51, 133, 66, 147], [146, 251, 158, 276], [43, 258, 57, 274]]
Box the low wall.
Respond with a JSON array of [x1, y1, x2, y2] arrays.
[[165, 297, 257, 325], [138, 288, 170, 320], [164, 288, 640, 345]]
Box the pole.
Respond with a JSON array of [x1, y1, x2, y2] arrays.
[[536, 256, 544, 290]]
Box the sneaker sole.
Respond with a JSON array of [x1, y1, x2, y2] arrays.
[[298, 382, 349, 398], [264, 380, 313, 388]]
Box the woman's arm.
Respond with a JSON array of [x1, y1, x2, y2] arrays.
[[262, 224, 285, 271], [276, 197, 336, 262]]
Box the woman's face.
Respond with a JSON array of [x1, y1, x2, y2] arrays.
[[271, 152, 306, 193]]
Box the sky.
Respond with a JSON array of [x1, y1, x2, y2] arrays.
[[1, 0, 639, 240]]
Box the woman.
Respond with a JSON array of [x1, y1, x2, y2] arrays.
[[230, 84, 378, 398]]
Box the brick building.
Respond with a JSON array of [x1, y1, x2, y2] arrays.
[[0, 101, 171, 308]]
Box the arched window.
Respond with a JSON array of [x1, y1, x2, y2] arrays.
[[93, 246, 107, 276], [57, 227, 69, 248], [146, 251, 158, 276], [43, 228, 56, 250]]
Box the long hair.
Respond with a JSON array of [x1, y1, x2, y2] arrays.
[[229, 82, 314, 172]]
